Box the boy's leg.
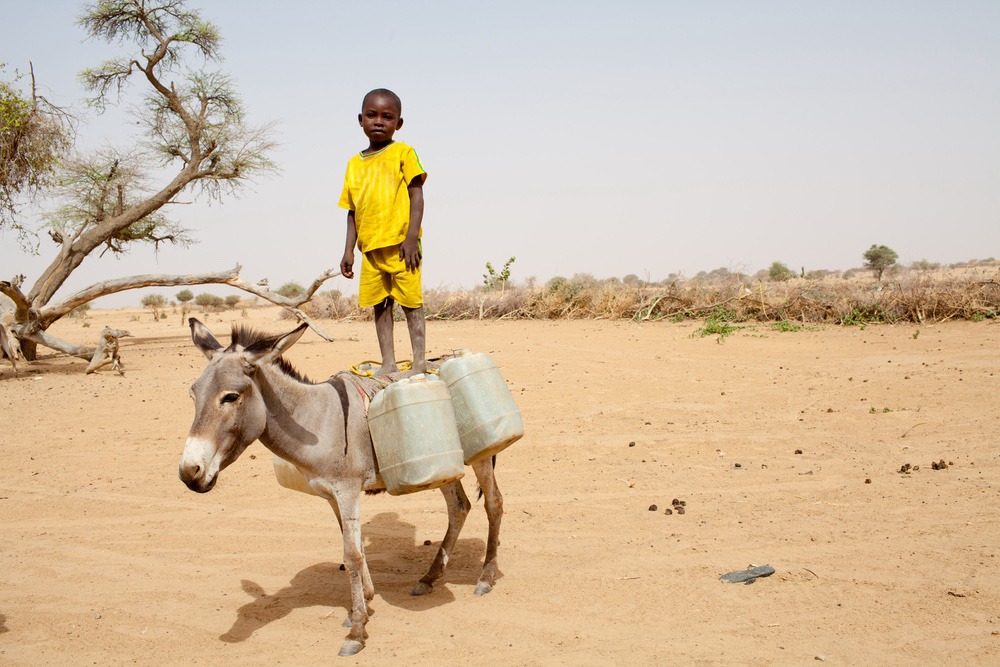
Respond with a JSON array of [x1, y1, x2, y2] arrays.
[[374, 298, 397, 375], [402, 305, 426, 374]]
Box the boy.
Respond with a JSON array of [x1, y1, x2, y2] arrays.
[[339, 88, 427, 374]]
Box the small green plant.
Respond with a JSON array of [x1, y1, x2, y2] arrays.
[[870, 407, 893, 414], [971, 313, 985, 322], [912, 329, 920, 339], [694, 306, 743, 342], [772, 319, 803, 333], [483, 257, 516, 292]]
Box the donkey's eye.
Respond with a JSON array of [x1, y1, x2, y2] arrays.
[[220, 392, 239, 405]]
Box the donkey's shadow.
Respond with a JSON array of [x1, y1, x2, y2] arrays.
[[221, 511, 487, 643]]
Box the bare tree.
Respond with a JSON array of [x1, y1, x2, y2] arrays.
[[1, 1, 341, 370]]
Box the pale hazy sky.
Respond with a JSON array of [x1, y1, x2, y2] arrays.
[[2, 0, 998, 307]]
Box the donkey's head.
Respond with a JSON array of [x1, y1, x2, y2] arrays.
[[178, 318, 307, 493]]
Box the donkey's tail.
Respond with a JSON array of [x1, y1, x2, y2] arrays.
[[477, 454, 497, 501]]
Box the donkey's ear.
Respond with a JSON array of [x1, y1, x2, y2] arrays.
[[189, 318, 223, 360], [241, 322, 308, 372]]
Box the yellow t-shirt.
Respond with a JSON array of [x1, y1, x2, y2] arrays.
[[338, 142, 427, 253]]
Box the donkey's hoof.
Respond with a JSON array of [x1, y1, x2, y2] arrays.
[[338, 639, 364, 657], [474, 581, 493, 596], [411, 581, 433, 596]]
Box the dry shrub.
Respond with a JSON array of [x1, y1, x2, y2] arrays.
[[285, 265, 999, 324], [300, 292, 366, 320]]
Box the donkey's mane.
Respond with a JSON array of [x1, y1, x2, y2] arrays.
[[228, 324, 311, 384]]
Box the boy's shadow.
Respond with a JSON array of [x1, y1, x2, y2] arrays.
[[221, 511, 486, 643]]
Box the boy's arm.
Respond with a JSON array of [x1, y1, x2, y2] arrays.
[[400, 174, 425, 271], [341, 210, 358, 279]]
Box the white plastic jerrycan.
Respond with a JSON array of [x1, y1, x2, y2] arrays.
[[439, 350, 524, 464], [367, 373, 465, 495], [273, 455, 318, 496]]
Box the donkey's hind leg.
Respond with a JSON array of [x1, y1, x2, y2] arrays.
[[471, 457, 503, 595], [411, 481, 471, 596]]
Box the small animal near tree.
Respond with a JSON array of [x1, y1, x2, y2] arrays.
[[0, 1, 340, 372], [863, 244, 899, 281]]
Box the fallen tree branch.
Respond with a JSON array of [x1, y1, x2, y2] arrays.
[[85, 327, 130, 375], [25, 328, 98, 360], [38, 265, 243, 324], [36, 264, 347, 342]]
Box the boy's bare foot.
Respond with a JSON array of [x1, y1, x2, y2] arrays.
[[375, 364, 397, 377]]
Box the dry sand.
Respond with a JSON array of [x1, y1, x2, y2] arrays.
[[1, 308, 998, 665]]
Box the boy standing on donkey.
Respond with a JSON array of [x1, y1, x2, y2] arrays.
[[339, 88, 427, 374]]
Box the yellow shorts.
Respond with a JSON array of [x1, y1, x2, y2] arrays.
[[359, 243, 423, 309]]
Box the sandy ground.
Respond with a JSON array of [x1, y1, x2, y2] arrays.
[[1, 308, 998, 665]]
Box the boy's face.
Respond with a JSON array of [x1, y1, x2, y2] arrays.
[[359, 94, 403, 144]]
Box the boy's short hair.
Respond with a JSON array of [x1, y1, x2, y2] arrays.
[[362, 88, 402, 114]]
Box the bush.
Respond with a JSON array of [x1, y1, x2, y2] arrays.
[[910, 259, 940, 271], [805, 269, 835, 280], [276, 282, 305, 298], [194, 292, 224, 309], [769, 262, 794, 282], [176, 289, 194, 303], [224, 295, 241, 309]]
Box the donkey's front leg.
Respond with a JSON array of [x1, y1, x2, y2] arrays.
[[412, 481, 471, 596], [331, 484, 369, 657], [328, 498, 375, 629], [471, 458, 503, 595]]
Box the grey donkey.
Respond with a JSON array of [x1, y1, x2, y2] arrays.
[[178, 318, 504, 657]]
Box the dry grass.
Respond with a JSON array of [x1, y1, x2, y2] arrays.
[[298, 263, 1000, 325]]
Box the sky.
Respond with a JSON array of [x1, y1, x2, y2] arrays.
[[2, 0, 998, 307]]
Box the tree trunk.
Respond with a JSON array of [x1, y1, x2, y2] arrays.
[[21, 339, 37, 361]]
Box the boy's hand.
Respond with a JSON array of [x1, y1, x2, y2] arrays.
[[399, 238, 421, 271], [340, 251, 355, 279]]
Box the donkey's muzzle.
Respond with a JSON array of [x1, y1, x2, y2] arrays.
[[179, 464, 217, 493], [179, 436, 219, 493]]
